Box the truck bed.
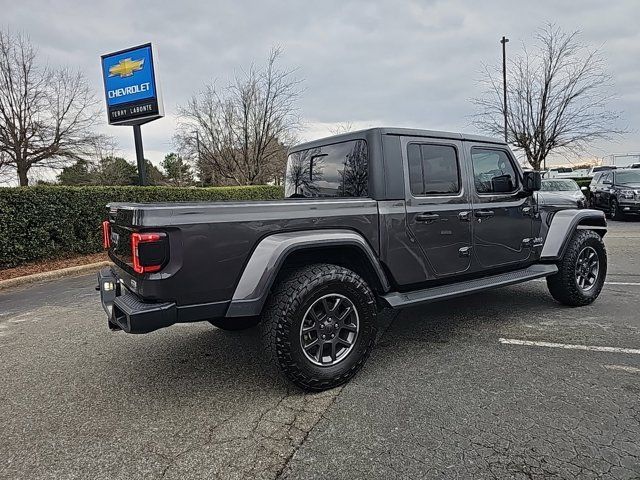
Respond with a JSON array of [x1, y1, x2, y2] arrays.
[[107, 198, 379, 306]]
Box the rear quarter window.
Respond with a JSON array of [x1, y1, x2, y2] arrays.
[[285, 140, 369, 198]]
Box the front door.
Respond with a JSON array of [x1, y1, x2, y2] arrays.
[[594, 172, 612, 209], [403, 138, 473, 278], [467, 144, 534, 269]]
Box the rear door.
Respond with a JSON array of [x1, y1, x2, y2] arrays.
[[402, 137, 473, 277], [467, 144, 534, 269]]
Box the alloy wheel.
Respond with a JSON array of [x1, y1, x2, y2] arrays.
[[575, 246, 599, 291], [299, 293, 359, 366]]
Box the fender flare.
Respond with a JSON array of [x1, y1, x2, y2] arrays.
[[225, 230, 390, 318], [539, 209, 607, 261]]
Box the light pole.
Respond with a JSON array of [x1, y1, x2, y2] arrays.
[[500, 36, 509, 143]]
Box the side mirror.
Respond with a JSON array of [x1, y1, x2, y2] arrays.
[[603, 180, 612, 185], [491, 174, 515, 193], [580, 186, 588, 191], [522, 171, 542, 192]]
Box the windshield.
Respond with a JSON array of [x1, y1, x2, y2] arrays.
[[616, 170, 640, 184], [540, 179, 580, 192]]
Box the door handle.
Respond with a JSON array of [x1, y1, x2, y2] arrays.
[[458, 211, 471, 222], [416, 213, 440, 223], [474, 210, 495, 218]]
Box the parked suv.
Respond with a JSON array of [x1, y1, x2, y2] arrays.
[[589, 169, 640, 219], [98, 128, 608, 390]]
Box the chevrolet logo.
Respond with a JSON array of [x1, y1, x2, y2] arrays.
[[109, 58, 144, 78]]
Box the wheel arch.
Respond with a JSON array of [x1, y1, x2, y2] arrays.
[[540, 209, 607, 262], [225, 230, 390, 318]]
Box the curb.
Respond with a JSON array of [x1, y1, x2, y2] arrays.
[[0, 261, 112, 291]]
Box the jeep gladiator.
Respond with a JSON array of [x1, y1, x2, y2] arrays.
[[98, 128, 608, 390]]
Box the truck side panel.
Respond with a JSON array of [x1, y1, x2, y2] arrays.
[[108, 199, 380, 306]]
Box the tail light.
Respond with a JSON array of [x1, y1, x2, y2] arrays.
[[131, 232, 168, 274], [102, 221, 111, 249]]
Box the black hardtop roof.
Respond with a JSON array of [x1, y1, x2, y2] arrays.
[[291, 127, 505, 152]]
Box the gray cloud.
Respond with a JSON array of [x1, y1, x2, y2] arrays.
[[2, 0, 639, 172]]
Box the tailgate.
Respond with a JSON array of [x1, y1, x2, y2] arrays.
[[107, 205, 135, 269]]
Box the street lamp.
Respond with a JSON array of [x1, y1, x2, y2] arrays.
[[500, 36, 509, 143]]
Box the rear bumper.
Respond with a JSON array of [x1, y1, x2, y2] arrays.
[[98, 267, 176, 333], [98, 267, 231, 333]]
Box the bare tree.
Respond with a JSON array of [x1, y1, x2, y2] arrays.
[[328, 121, 354, 135], [0, 30, 102, 186], [284, 147, 323, 197], [176, 47, 302, 186], [472, 24, 625, 170], [338, 140, 368, 196]]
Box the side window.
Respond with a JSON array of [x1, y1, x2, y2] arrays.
[[407, 143, 460, 196], [471, 148, 518, 194], [284, 140, 368, 198], [600, 172, 610, 184]]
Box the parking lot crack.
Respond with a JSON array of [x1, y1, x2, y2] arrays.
[[158, 412, 237, 478], [274, 386, 344, 479]]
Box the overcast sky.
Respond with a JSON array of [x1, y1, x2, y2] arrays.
[[2, 0, 639, 179]]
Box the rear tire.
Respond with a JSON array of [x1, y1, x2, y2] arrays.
[[546, 230, 607, 306], [209, 316, 260, 331], [261, 264, 377, 391]]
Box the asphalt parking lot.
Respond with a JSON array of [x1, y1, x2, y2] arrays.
[[1, 220, 639, 479]]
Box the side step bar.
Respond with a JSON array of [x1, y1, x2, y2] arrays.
[[381, 264, 558, 309]]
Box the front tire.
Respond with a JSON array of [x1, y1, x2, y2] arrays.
[[546, 230, 607, 306], [261, 264, 377, 391], [610, 198, 625, 221]]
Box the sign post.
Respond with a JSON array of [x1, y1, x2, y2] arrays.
[[101, 43, 163, 185], [132, 125, 146, 185]]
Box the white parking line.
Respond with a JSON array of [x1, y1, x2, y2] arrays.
[[498, 338, 640, 355], [604, 364, 640, 374]]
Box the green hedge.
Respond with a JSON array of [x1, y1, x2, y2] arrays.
[[0, 185, 284, 269], [573, 178, 591, 188]]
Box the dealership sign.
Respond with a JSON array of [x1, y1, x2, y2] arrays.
[[101, 43, 163, 125]]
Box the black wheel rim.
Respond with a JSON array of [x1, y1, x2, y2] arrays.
[[299, 293, 359, 367], [611, 201, 617, 217], [575, 246, 599, 291]]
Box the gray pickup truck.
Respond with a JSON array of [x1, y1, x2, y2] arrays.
[[98, 128, 608, 390]]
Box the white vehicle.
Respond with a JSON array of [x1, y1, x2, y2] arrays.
[[610, 153, 640, 168], [587, 165, 616, 177], [544, 167, 574, 178]]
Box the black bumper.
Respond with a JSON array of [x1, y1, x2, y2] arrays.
[[97, 267, 176, 333], [619, 201, 640, 214]]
